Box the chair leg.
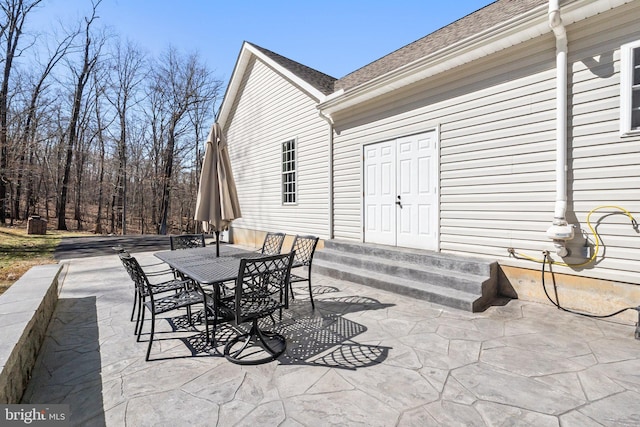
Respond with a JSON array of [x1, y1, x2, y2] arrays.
[[308, 275, 315, 309], [136, 306, 145, 341], [256, 326, 286, 357], [226, 331, 252, 360], [145, 314, 155, 361], [130, 292, 137, 322], [203, 304, 211, 345], [224, 319, 286, 365], [134, 294, 143, 334], [136, 295, 147, 336]]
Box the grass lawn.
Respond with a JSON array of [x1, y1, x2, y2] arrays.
[[0, 227, 89, 296]]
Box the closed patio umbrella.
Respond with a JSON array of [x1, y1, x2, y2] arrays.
[[194, 122, 242, 256]]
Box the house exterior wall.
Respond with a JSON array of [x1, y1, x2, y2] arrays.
[[225, 57, 330, 246], [565, 3, 640, 280], [331, 1, 640, 286]]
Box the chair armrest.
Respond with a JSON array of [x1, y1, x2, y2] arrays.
[[140, 260, 168, 268], [144, 268, 175, 277]]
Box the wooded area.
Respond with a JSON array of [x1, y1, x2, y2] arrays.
[[0, 0, 222, 234]]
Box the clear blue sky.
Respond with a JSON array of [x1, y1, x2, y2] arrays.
[[29, 0, 494, 87]]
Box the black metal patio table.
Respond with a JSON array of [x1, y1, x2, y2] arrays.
[[154, 245, 261, 285], [154, 245, 270, 337]]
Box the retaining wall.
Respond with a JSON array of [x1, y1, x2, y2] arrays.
[[0, 264, 63, 403]]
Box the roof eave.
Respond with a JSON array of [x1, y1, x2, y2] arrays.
[[216, 41, 251, 129], [318, 0, 631, 118], [218, 42, 328, 128]]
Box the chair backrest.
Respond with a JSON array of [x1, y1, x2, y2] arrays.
[[291, 235, 319, 267], [119, 253, 149, 295], [234, 252, 295, 323], [170, 233, 206, 250], [260, 232, 285, 255]]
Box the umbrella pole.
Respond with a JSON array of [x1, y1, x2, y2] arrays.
[[215, 230, 220, 257]]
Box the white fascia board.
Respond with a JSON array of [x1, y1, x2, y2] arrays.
[[218, 42, 327, 128], [318, 0, 632, 117], [217, 42, 253, 129], [246, 44, 328, 102]]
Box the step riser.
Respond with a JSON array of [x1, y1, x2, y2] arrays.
[[323, 240, 491, 276], [314, 263, 481, 312], [314, 240, 498, 312], [316, 251, 486, 294]]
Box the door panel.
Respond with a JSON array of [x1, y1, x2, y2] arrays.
[[364, 141, 396, 245], [364, 131, 437, 250], [396, 132, 437, 250]]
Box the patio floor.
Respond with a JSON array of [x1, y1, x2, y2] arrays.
[[22, 249, 640, 426]]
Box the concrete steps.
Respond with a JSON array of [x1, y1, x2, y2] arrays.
[[313, 240, 498, 312]]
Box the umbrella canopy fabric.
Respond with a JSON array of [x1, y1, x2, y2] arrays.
[[194, 122, 241, 234]]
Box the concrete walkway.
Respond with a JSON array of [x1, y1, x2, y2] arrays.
[[22, 250, 640, 426]]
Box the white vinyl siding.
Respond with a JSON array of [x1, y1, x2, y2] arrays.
[[333, 33, 556, 245], [332, 1, 640, 284], [225, 57, 329, 238], [565, 2, 640, 281]]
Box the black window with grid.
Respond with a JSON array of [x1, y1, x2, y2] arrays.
[[282, 139, 296, 204]]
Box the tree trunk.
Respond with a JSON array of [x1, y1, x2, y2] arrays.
[[57, 5, 99, 230], [94, 85, 105, 234], [118, 111, 127, 234], [56, 131, 74, 230], [0, 0, 43, 224], [158, 120, 177, 235]]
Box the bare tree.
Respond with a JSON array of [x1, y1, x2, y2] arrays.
[[14, 29, 76, 220], [92, 66, 115, 234], [72, 76, 99, 231], [148, 47, 220, 235], [56, 1, 103, 230], [0, 1, 224, 234], [105, 39, 146, 235], [0, 0, 43, 224], [188, 89, 217, 233]]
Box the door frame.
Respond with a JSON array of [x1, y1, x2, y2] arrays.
[[361, 126, 441, 251]]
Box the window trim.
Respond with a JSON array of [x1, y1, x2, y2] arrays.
[[281, 138, 297, 205], [620, 40, 640, 136]]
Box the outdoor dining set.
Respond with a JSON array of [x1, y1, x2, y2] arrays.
[[116, 232, 319, 365]]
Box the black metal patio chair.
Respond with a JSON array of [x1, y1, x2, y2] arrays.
[[113, 245, 174, 278], [119, 253, 210, 361], [170, 233, 206, 251], [117, 248, 187, 326], [288, 235, 320, 308], [219, 252, 294, 365], [260, 232, 286, 255], [169, 233, 206, 286]]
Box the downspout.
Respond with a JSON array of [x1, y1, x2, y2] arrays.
[[545, 0, 574, 256], [318, 110, 335, 240]]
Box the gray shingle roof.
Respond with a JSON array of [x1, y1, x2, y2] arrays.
[[334, 0, 548, 91], [248, 43, 337, 96], [245, 0, 548, 97]]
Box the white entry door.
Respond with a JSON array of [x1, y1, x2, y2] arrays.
[[364, 131, 438, 250], [364, 140, 396, 246]]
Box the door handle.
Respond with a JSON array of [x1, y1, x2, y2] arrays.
[[396, 195, 402, 208]]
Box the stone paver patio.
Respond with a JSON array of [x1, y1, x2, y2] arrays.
[[22, 250, 640, 426]]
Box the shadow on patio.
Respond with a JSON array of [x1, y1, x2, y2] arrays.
[[22, 297, 105, 426], [163, 289, 394, 370]]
